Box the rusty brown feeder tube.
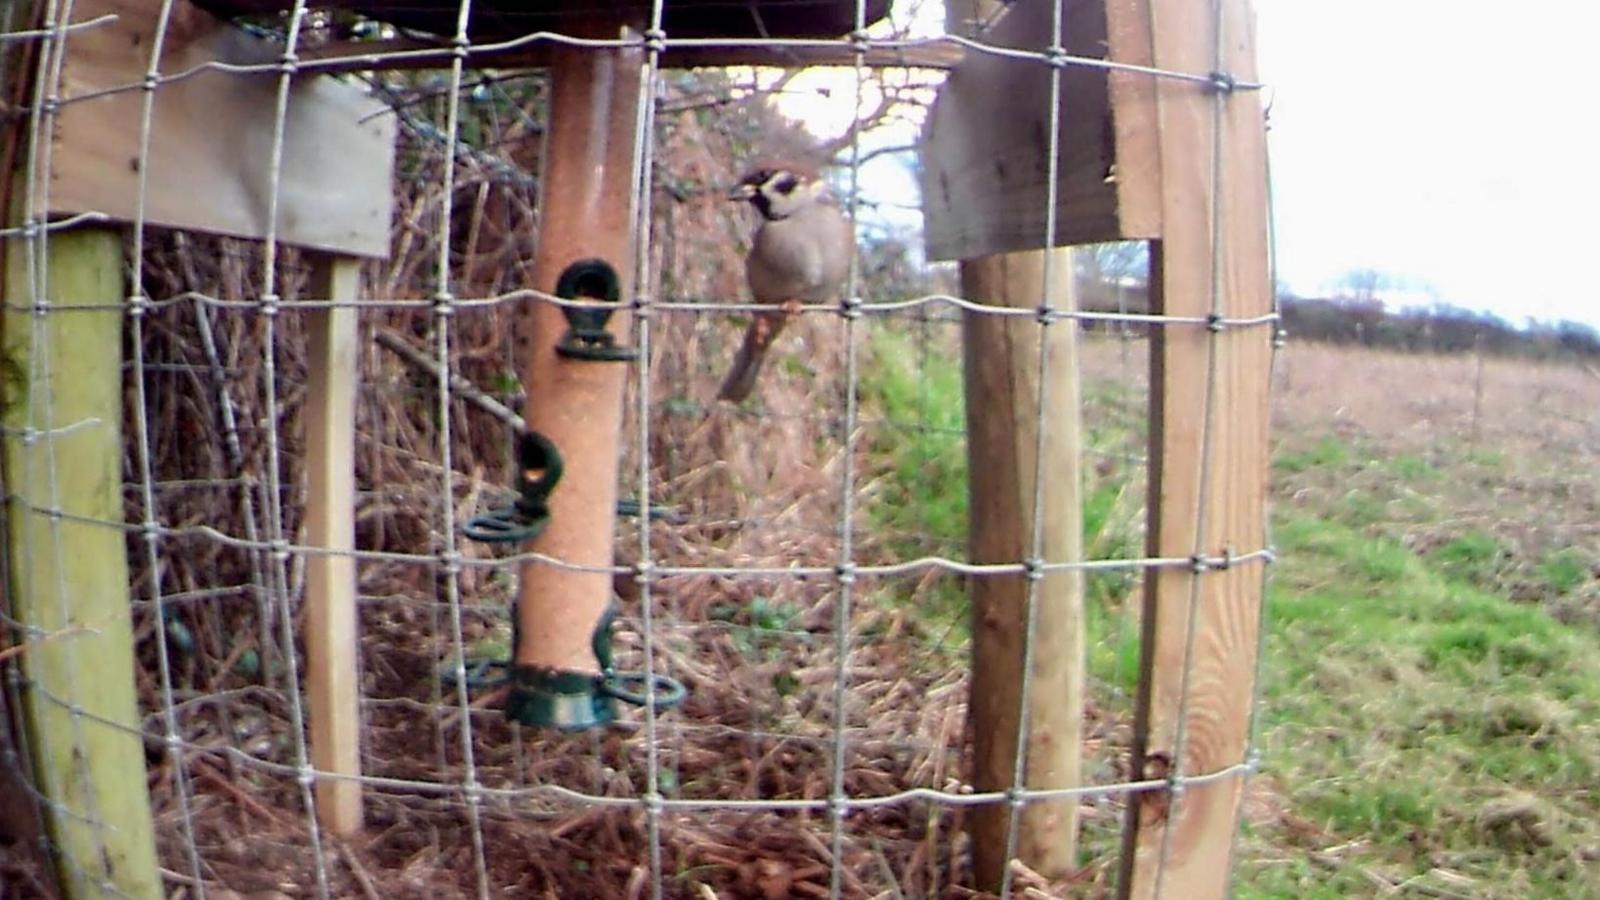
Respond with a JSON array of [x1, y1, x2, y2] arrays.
[[514, 36, 644, 695]]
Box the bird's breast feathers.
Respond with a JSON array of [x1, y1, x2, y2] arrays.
[[747, 205, 853, 304]]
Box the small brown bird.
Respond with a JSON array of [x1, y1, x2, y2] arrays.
[[718, 163, 854, 402]]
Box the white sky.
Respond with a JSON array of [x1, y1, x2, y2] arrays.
[[1255, 0, 1600, 326], [773, 0, 1600, 328]]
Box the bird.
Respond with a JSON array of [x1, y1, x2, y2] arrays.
[[717, 163, 854, 403]]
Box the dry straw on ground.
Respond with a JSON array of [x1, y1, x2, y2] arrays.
[[0, 70, 1139, 898]]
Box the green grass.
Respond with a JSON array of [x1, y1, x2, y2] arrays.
[[1429, 530, 1508, 585], [1245, 506, 1600, 896], [856, 327, 1144, 689], [855, 326, 970, 636], [858, 336, 1600, 896], [1540, 548, 1590, 594], [1274, 434, 1351, 473]]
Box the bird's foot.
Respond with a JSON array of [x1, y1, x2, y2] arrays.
[[779, 298, 804, 318]]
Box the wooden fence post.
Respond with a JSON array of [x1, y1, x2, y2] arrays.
[[303, 253, 363, 833], [1118, 0, 1273, 896], [2, 227, 163, 899], [962, 248, 1085, 889]]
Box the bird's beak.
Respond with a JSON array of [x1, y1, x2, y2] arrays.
[[727, 183, 757, 201]]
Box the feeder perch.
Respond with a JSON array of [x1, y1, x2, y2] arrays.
[[555, 258, 636, 362], [505, 606, 687, 730], [462, 429, 564, 544]]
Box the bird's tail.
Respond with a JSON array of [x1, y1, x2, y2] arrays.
[[717, 314, 787, 402]]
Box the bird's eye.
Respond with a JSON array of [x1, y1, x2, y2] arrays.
[[774, 174, 799, 195]]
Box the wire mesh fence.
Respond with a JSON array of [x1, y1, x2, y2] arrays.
[[0, 0, 1275, 896]]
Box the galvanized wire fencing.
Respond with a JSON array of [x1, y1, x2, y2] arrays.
[[0, 0, 1277, 896]]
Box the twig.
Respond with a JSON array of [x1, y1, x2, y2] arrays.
[[831, 142, 920, 169], [0, 624, 89, 663], [870, 837, 905, 900], [374, 328, 525, 430], [160, 866, 206, 887], [337, 840, 383, 900], [192, 758, 290, 826]]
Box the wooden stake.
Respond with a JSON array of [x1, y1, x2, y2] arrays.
[[303, 253, 363, 834], [515, 36, 642, 675], [1118, 0, 1273, 896], [962, 248, 1084, 889], [2, 228, 163, 899]]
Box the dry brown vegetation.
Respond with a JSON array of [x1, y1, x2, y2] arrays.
[[6, 31, 1599, 899], [1271, 343, 1600, 625], [0, 68, 1133, 898]]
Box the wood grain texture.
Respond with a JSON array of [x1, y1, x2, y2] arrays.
[[2, 228, 163, 899], [920, 0, 1162, 262], [1118, 0, 1272, 897], [962, 249, 1084, 889], [303, 254, 363, 834], [46, 0, 394, 258], [515, 35, 642, 674]]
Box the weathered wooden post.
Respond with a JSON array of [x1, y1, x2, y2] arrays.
[[4, 0, 394, 854], [1118, 1, 1272, 896], [925, 0, 1090, 887], [2, 5, 161, 894], [303, 254, 365, 833], [960, 249, 1085, 886], [925, 0, 1271, 894], [3, 227, 165, 899]]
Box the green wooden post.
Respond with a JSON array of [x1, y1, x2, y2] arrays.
[[3, 228, 163, 899]]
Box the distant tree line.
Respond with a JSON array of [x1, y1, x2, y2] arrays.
[[1279, 296, 1600, 361]]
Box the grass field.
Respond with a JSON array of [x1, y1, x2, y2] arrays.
[[861, 331, 1600, 897], [1242, 342, 1600, 898]]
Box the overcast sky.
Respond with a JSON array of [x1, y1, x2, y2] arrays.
[[775, 1, 1600, 327], [1256, 0, 1599, 325]]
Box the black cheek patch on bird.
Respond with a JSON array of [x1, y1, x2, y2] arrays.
[[751, 192, 774, 218]]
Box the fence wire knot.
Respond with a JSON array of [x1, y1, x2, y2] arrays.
[[632, 559, 655, 585], [1022, 557, 1045, 581]]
